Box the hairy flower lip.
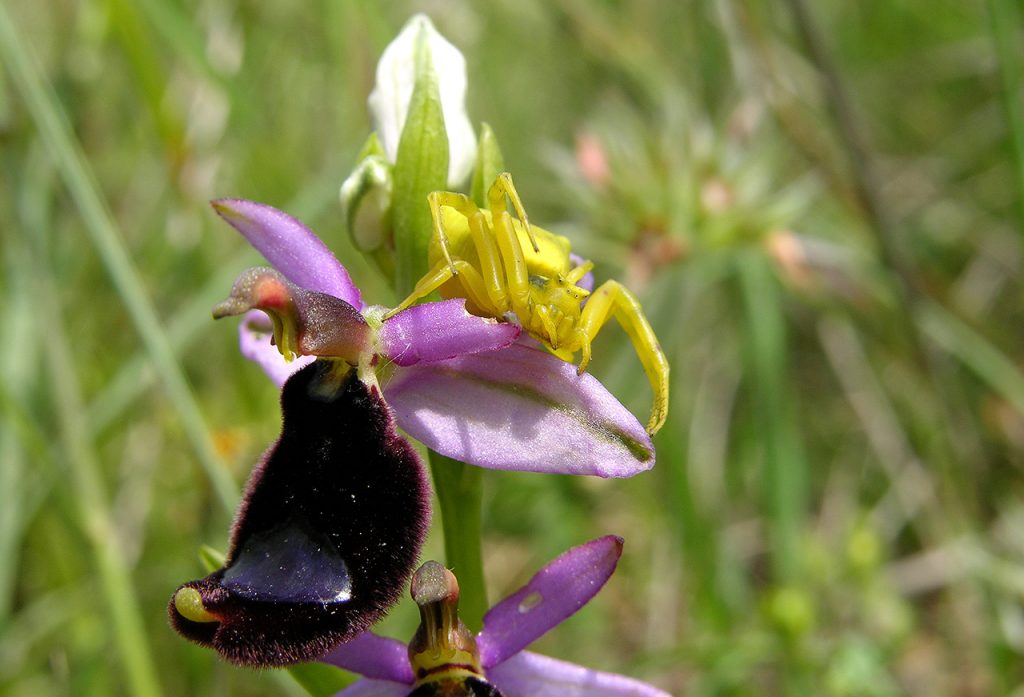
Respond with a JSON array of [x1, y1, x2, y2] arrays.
[[321, 536, 671, 697], [213, 198, 655, 477], [169, 362, 431, 667]]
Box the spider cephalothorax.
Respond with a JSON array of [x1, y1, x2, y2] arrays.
[[385, 173, 668, 434]]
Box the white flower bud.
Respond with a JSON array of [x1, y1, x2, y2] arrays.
[[368, 14, 476, 187]]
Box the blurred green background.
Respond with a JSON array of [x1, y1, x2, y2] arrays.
[[3, 1, 1024, 695]]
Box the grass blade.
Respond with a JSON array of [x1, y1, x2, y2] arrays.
[[21, 204, 162, 697], [737, 252, 807, 584], [0, 5, 238, 513]]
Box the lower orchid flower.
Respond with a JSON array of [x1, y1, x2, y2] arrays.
[[321, 536, 669, 697], [211, 199, 655, 478]]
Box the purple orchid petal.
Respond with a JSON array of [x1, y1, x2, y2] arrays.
[[378, 299, 521, 367], [383, 344, 654, 477], [238, 311, 313, 387], [476, 536, 623, 668], [319, 632, 415, 684], [488, 651, 671, 697], [331, 678, 409, 697], [212, 199, 362, 308]]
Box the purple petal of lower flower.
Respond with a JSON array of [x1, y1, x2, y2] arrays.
[[383, 344, 654, 477], [331, 678, 410, 697], [319, 632, 415, 684], [378, 299, 520, 366], [477, 536, 623, 668], [212, 199, 362, 308], [238, 311, 313, 387], [488, 651, 671, 697]]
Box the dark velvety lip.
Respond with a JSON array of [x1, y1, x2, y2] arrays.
[[169, 360, 431, 667]]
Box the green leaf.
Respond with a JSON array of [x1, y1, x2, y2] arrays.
[[738, 251, 808, 584], [390, 23, 449, 296]]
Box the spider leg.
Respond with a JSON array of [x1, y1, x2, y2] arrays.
[[428, 191, 469, 275], [488, 172, 538, 253], [488, 201, 532, 315], [465, 210, 511, 312], [565, 260, 594, 288], [578, 281, 669, 434], [383, 259, 493, 321], [534, 305, 560, 348], [430, 191, 512, 313]]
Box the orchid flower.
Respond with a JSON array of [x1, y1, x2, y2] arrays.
[[321, 536, 670, 697], [170, 196, 653, 666], [212, 199, 655, 478]]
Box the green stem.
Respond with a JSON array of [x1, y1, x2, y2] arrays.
[[428, 452, 488, 631]]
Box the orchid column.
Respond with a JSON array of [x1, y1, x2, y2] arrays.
[[341, 15, 497, 628]]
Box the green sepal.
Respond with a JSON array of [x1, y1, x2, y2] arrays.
[[470, 122, 505, 209], [356, 130, 386, 161], [391, 21, 449, 296], [198, 545, 225, 573], [340, 133, 395, 277], [286, 662, 355, 697]]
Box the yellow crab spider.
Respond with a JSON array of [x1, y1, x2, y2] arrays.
[[384, 172, 669, 434]]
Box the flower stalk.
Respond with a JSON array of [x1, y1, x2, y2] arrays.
[[371, 15, 491, 627], [429, 453, 488, 631]]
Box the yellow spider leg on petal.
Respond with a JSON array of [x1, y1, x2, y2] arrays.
[[384, 259, 493, 320], [464, 212, 511, 312], [579, 281, 669, 435], [550, 345, 576, 363], [575, 327, 593, 374], [491, 209, 532, 312], [445, 260, 495, 318], [534, 304, 560, 348]]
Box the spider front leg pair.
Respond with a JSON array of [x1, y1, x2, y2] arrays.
[[385, 172, 538, 321], [384, 172, 669, 435]]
